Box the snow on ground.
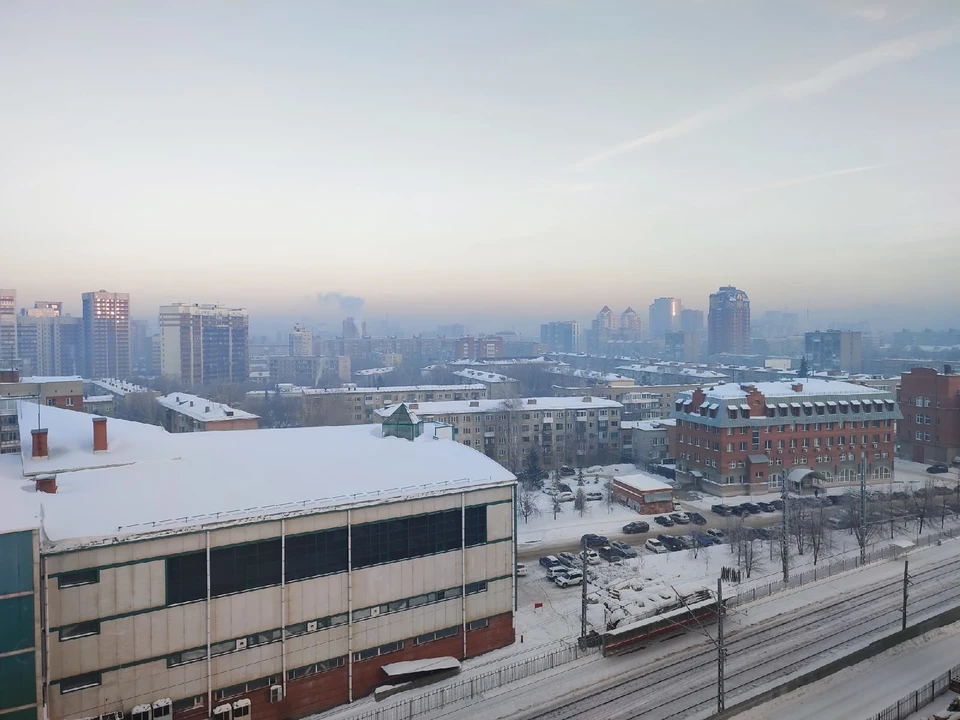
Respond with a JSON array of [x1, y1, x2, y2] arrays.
[[733, 622, 960, 720]]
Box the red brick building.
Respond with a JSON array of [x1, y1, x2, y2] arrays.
[[670, 379, 901, 497], [898, 366, 960, 466]]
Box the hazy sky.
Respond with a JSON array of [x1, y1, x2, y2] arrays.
[[1, 1, 959, 332]]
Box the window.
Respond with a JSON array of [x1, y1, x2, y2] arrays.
[[166, 552, 207, 605], [168, 647, 208, 667], [58, 568, 99, 588], [415, 626, 459, 645], [286, 528, 348, 581], [248, 629, 282, 646], [60, 671, 102, 693], [287, 656, 345, 680], [211, 539, 282, 596], [465, 581, 487, 594], [467, 618, 489, 631], [354, 640, 403, 662], [60, 620, 100, 640], [465, 505, 487, 546], [352, 509, 462, 569]]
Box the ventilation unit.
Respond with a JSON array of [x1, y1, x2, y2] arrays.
[[236, 638, 248, 650], [370, 607, 381, 618], [306, 621, 318, 632], [152, 700, 172, 720], [212, 705, 232, 720], [231, 700, 251, 720], [270, 685, 284, 703], [131, 705, 151, 720]]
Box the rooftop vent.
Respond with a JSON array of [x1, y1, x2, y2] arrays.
[[791, 383, 804, 392], [582, 396, 592, 402], [35, 474, 57, 494], [469, 401, 479, 407], [527, 398, 537, 405]]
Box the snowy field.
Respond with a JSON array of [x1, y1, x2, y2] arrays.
[[734, 622, 960, 720]]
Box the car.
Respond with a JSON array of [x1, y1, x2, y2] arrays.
[[645, 538, 668, 554], [658, 534, 683, 552], [539, 555, 561, 569], [740, 502, 761, 514], [654, 515, 675, 526], [555, 570, 583, 587], [670, 512, 690, 524], [757, 502, 776, 513], [623, 521, 650, 534], [770, 499, 784, 511], [585, 492, 603, 501], [581, 533, 609, 548], [711, 504, 732, 516], [557, 551, 579, 568], [891, 491, 910, 500], [747, 527, 771, 541], [675, 535, 696, 550], [598, 545, 624, 562], [558, 491, 575, 502], [586, 465, 603, 474], [543, 487, 558, 496], [927, 463, 950, 474], [824, 494, 842, 505], [610, 540, 638, 558], [706, 528, 726, 542], [688, 512, 707, 525], [559, 466, 576, 476], [729, 505, 748, 517], [516, 563, 528, 576], [546, 564, 572, 579], [690, 531, 716, 546], [584, 549, 601, 564]]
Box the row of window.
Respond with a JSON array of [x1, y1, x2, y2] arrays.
[[165, 507, 489, 605], [352, 581, 488, 622], [678, 419, 893, 434]]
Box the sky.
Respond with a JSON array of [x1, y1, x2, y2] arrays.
[[1, 0, 959, 334]]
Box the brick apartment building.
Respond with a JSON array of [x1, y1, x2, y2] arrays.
[[0, 371, 84, 455], [670, 379, 901, 497], [898, 366, 960, 466]]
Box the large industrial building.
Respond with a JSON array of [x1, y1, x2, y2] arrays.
[[0, 404, 516, 720]]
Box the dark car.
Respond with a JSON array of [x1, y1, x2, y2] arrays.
[[557, 483, 573, 493], [623, 521, 650, 534], [539, 555, 561, 569], [891, 491, 910, 500], [557, 551, 580, 568], [747, 527, 771, 542], [609, 540, 638, 558], [598, 545, 624, 562], [740, 502, 762, 514], [676, 535, 696, 550], [729, 505, 748, 517], [824, 494, 842, 505], [757, 502, 776, 513], [581, 533, 609, 548], [688, 512, 707, 525], [690, 531, 716, 546], [560, 466, 576, 476], [657, 534, 683, 552], [770, 499, 784, 511], [711, 504, 732, 516], [654, 515, 675, 527], [927, 463, 950, 474]]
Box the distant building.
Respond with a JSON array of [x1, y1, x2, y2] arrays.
[[805, 330, 862, 373], [15, 310, 83, 377], [438, 322, 466, 338], [452, 368, 520, 399], [621, 419, 676, 465], [649, 298, 681, 340], [898, 366, 960, 465], [708, 286, 751, 356], [456, 336, 504, 359], [680, 308, 704, 334], [159, 303, 249, 385], [595, 305, 617, 330], [0, 370, 84, 454], [540, 321, 581, 353], [611, 473, 675, 515], [665, 331, 701, 363], [156, 392, 260, 432], [620, 307, 642, 340], [130, 318, 150, 373], [0, 288, 17, 366], [289, 322, 313, 357], [82, 290, 131, 379], [342, 316, 359, 339], [268, 354, 351, 386]]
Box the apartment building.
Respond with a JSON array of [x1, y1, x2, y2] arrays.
[[707, 286, 751, 356], [805, 330, 863, 373], [897, 366, 960, 465], [540, 321, 580, 354], [15, 311, 84, 377], [0, 288, 17, 367], [82, 291, 131, 379], [0, 403, 515, 720], [452, 369, 520, 400], [621, 419, 675, 465], [160, 304, 249, 385], [156, 393, 260, 432], [267, 355, 351, 387], [288, 323, 313, 357], [377, 396, 623, 470], [671, 379, 901, 497], [0, 371, 84, 454]]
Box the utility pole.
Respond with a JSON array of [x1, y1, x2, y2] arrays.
[[902, 559, 909, 632], [580, 536, 588, 640], [717, 577, 725, 714], [860, 455, 867, 565], [781, 479, 789, 583]]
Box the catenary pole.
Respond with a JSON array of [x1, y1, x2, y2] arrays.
[[717, 577, 725, 713]]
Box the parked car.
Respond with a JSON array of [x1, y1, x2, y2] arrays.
[[584, 549, 601, 565], [670, 512, 690, 524], [654, 515, 675, 527], [610, 540, 638, 558], [581, 533, 609, 548], [658, 534, 683, 552], [757, 502, 776, 513], [585, 492, 603, 501], [711, 504, 732, 516], [729, 505, 748, 517], [557, 483, 573, 493], [546, 564, 572, 579], [645, 538, 668, 554], [927, 463, 949, 474], [706, 528, 726, 542], [598, 545, 623, 562], [676, 535, 696, 550], [690, 531, 716, 546], [539, 555, 561, 569], [559, 466, 576, 476], [623, 521, 650, 534], [543, 487, 558, 496], [688, 511, 707, 525], [557, 552, 579, 568], [747, 527, 771, 541], [555, 569, 583, 587], [558, 492, 575, 502], [770, 499, 784, 511], [740, 502, 762, 514], [824, 494, 842, 505], [586, 465, 604, 474], [516, 563, 528, 576]]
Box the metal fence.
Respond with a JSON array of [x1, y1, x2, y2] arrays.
[[343, 640, 599, 720], [728, 525, 959, 607], [867, 661, 960, 720]]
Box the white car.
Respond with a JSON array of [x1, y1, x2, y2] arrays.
[[516, 563, 528, 576], [585, 549, 601, 565], [554, 570, 583, 588], [645, 538, 667, 554], [586, 465, 603, 474], [558, 492, 575, 502], [543, 487, 558, 496], [672, 511, 690, 523]]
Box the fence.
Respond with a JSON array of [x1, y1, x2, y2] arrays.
[[867, 661, 960, 720], [343, 640, 599, 720], [728, 524, 959, 607]]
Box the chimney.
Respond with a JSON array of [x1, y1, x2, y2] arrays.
[[469, 401, 479, 407], [35, 474, 57, 494], [527, 398, 537, 405], [791, 383, 804, 392], [946, 364, 953, 376], [205, 406, 210, 413], [31, 428, 49, 459], [582, 396, 592, 402], [93, 417, 108, 452], [0, 369, 19, 383], [189, 401, 194, 407]]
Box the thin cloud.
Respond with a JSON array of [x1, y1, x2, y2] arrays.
[[780, 27, 958, 99], [852, 6, 888, 22], [744, 164, 885, 193]]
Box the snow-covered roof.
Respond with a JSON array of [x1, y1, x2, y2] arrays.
[[381, 657, 460, 676], [688, 379, 890, 400], [375, 396, 622, 417], [3, 402, 514, 548], [156, 393, 259, 423], [613, 472, 673, 494], [620, 419, 676, 431], [18, 375, 83, 384], [545, 367, 632, 382], [452, 369, 518, 384], [246, 383, 487, 398], [355, 367, 395, 376], [83, 395, 114, 403], [90, 378, 150, 395], [249, 371, 270, 378]]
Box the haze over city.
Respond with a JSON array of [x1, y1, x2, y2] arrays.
[[3, 1, 960, 334]]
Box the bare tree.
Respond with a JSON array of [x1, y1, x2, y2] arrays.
[[913, 481, 935, 537], [574, 488, 588, 518], [604, 478, 615, 514], [807, 505, 831, 565], [939, 484, 951, 530], [551, 493, 563, 520], [739, 536, 764, 579], [517, 485, 541, 524], [843, 489, 879, 553], [791, 502, 809, 556]]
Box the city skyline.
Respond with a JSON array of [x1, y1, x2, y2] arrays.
[[2, 1, 959, 329]]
